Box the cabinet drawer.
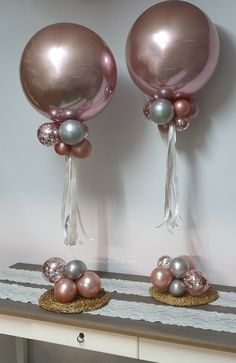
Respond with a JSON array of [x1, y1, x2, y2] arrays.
[[0, 315, 32, 339], [31, 319, 138, 358], [139, 338, 236, 363]]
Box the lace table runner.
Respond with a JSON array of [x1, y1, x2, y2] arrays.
[[0, 268, 235, 308], [0, 281, 235, 334]]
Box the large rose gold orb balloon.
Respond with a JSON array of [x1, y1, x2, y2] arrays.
[[20, 23, 117, 122], [150, 267, 173, 291], [76, 271, 101, 298], [54, 277, 77, 303], [126, 1, 219, 98]]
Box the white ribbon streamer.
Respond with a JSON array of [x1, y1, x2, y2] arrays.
[[157, 123, 180, 232], [62, 155, 90, 246]]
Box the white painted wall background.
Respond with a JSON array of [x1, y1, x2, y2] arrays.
[[0, 0, 235, 286]]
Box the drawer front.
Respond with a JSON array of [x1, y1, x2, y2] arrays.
[[0, 315, 32, 339], [139, 338, 236, 363], [31, 320, 138, 358]]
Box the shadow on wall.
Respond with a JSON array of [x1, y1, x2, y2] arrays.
[[176, 27, 236, 276], [78, 74, 148, 270]]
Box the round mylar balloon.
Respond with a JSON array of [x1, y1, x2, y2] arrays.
[[126, 1, 219, 99], [20, 23, 117, 122]]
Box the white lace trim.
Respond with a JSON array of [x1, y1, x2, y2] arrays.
[[0, 268, 52, 286], [102, 278, 150, 296], [88, 300, 236, 334], [0, 282, 46, 305], [0, 268, 236, 308], [211, 291, 236, 308], [0, 282, 235, 333]]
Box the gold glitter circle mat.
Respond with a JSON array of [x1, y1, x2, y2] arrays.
[[149, 286, 219, 307], [39, 289, 110, 313]]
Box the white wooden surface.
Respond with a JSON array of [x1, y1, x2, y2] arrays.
[[139, 338, 236, 363], [0, 314, 138, 359], [1, 314, 236, 362]]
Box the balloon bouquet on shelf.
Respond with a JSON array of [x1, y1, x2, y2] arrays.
[[126, 0, 219, 306], [150, 255, 218, 306], [20, 23, 117, 313]]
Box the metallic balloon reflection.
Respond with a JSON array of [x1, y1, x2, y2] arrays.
[[126, 1, 219, 99], [20, 23, 117, 122]]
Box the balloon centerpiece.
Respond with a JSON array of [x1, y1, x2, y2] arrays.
[[126, 1, 219, 230], [20, 23, 117, 246], [39, 257, 109, 313], [150, 255, 218, 306]]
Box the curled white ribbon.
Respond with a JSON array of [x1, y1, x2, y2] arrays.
[[157, 123, 181, 232], [62, 154, 91, 246]]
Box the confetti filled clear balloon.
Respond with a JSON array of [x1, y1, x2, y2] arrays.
[[183, 269, 209, 296], [42, 257, 66, 283], [175, 117, 190, 132], [157, 255, 172, 269], [37, 123, 60, 146]]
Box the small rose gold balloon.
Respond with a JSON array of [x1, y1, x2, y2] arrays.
[[188, 100, 199, 119], [76, 271, 101, 298], [174, 99, 191, 117], [54, 141, 71, 155], [150, 267, 173, 291], [71, 139, 92, 159], [54, 277, 77, 303], [158, 124, 169, 133]]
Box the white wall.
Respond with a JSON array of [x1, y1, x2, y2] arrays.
[[0, 0, 235, 286]]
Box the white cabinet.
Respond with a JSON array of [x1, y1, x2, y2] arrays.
[[0, 314, 138, 359], [139, 338, 236, 363]]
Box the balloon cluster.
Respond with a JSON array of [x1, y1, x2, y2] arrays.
[[42, 257, 101, 303], [126, 1, 219, 131], [20, 23, 117, 159], [144, 97, 199, 133], [151, 255, 209, 297], [37, 118, 92, 158]]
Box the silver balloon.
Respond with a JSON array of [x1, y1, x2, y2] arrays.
[[170, 257, 190, 278], [59, 119, 86, 145], [169, 279, 186, 297], [42, 257, 66, 283], [149, 99, 174, 125], [65, 259, 87, 280]]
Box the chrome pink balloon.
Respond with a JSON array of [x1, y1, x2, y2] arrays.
[[20, 23, 117, 122], [126, 1, 219, 98], [71, 139, 92, 159], [150, 267, 173, 291], [54, 277, 77, 303], [76, 271, 101, 298]]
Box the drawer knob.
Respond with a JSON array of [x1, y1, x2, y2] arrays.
[[77, 332, 85, 343]]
